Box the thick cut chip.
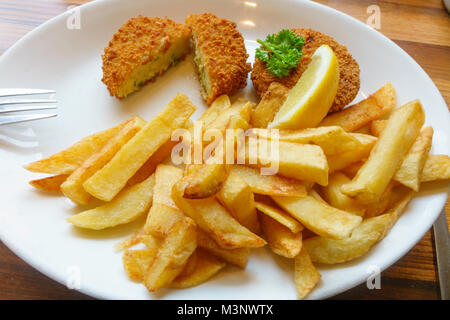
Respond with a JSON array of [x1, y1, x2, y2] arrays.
[[341, 100, 425, 203], [304, 191, 413, 264], [364, 181, 395, 218], [249, 126, 362, 155], [144, 217, 197, 292], [217, 172, 260, 233], [115, 227, 146, 251], [181, 164, 230, 199], [172, 180, 266, 249], [294, 247, 321, 300], [29, 174, 68, 193], [319, 172, 366, 216], [127, 139, 178, 186], [393, 126, 433, 191], [370, 119, 387, 137], [255, 201, 303, 234], [152, 164, 183, 209], [24, 121, 127, 174], [260, 214, 303, 258], [421, 154, 450, 182], [250, 82, 289, 128], [340, 161, 364, 178], [230, 165, 306, 197], [61, 116, 146, 205], [245, 137, 329, 186], [145, 204, 184, 239], [197, 229, 250, 268], [327, 133, 377, 172], [272, 194, 362, 239], [67, 174, 155, 230], [319, 82, 396, 132], [144, 165, 184, 237], [123, 249, 157, 282], [171, 248, 226, 288], [83, 94, 196, 201], [199, 94, 232, 129]]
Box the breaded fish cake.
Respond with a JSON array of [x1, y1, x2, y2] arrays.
[[251, 28, 360, 113], [186, 13, 251, 105], [102, 16, 191, 99]]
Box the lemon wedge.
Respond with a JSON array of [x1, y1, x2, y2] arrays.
[[268, 44, 339, 130]]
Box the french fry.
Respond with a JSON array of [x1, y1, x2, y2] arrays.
[[421, 154, 450, 182], [304, 191, 413, 264], [340, 161, 364, 178], [353, 125, 371, 135], [144, 165, 184, 237], [127, 119, 193, 186], [294, 247, 321, 300], [249, 126, 362, 155], [250, 82, 289, 128], [199, 94, 232, 129], [24, 120, 128, 174], [197, 229, 250, 268], [181, 101, 252, 199], [217, 172, 260, 233], [230, 165, 306, 197], [67, 174, 155, 230], [393, 126, 433, 191], [327, 133, 377, 172], [123, 249, 157, 282], [181, 164, 230, 199], [141, 233, 162, 250], [170, 248, 226, 288], [172, 180, 266, 249], [144, 217, 197, 292], [341, 100, 425, 203], [319, 172, 366, 216], [151, 164, 183, 209], [245, 137, 329, 186], [205, 100, 254, 133], [29, 174, 68, 193], [255, 201, 303, 234], [272, 194, 362, 239], [115, 228, 145, 251], [319, 82, 396, 132], [364, 181, 395, 218], [61, 116, 146, 205], [83, 94, 196, 201], [370, 119, 387, 137], [127, 139, 178, 186], [260, 213, 302, 258]]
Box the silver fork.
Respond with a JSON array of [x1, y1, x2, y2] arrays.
[[0, 88, 57, 125]]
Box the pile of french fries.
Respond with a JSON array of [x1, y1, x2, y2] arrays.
[[25, 83, 450, 298]]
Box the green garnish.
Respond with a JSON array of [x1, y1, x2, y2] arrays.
[[256, 29, 305, 78]]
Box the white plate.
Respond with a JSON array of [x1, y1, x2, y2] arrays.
[[0, 0, 448, 300]]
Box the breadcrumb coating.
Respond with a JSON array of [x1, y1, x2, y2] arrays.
[[102, 15, 191, 98], [251, 28, 360, 113], [186, 13, 251, 105]]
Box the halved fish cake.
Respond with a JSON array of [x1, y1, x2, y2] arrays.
[[186, 13, 251, 105], [102, 16, 191, 99]]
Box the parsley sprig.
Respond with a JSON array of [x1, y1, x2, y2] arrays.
[[256, 30, 305, 78]]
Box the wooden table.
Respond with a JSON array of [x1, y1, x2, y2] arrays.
[[0, 0, 448, 300]]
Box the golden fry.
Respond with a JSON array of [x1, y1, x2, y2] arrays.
[[319, 82, 396, 132], [84, 94, 196, 201], [341, 100, 425, 203]]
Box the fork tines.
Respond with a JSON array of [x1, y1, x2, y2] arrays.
[[0, 88, 57, 125]]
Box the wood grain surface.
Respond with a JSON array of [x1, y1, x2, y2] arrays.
[[0, 0, 448, 300]]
